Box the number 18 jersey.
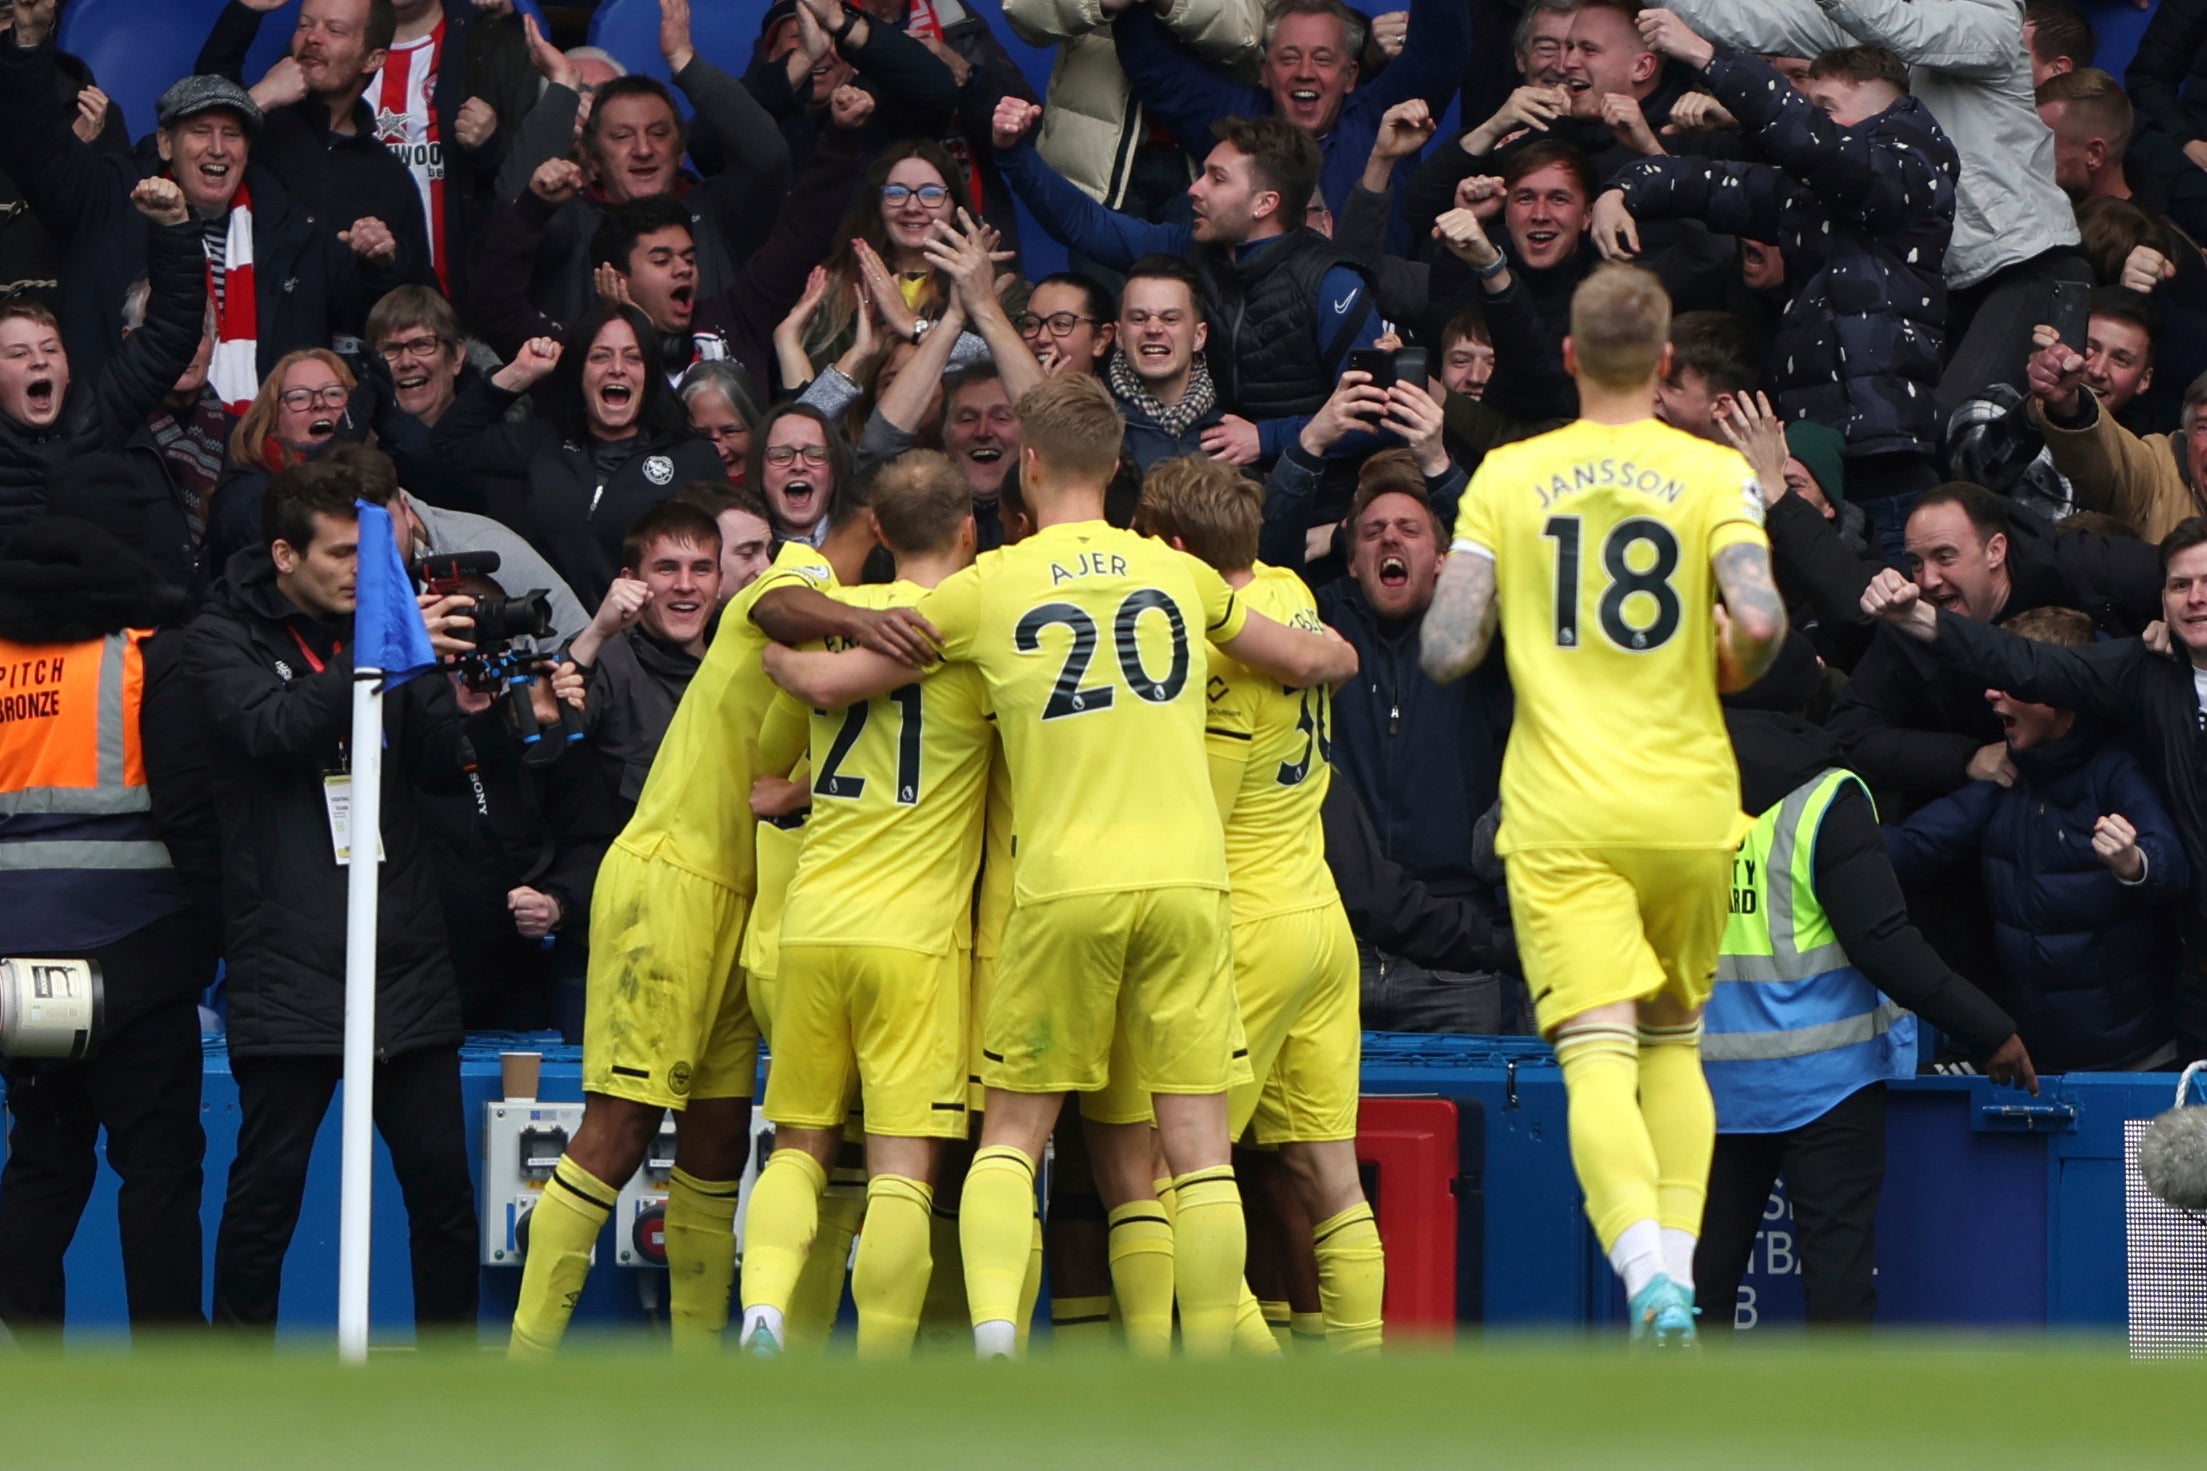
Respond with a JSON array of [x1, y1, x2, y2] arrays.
[[918, 521, 1249, 903], [1452, 417, 1769, 855]]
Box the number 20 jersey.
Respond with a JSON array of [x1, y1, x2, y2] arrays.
[[1451, 418, 1769, 856], [918, 521, 1249, 904]]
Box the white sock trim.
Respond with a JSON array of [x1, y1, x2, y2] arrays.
[[1608, 1218, 1665, 1299], [739, 1305, 785, 1346], [973, 1319, 1017, 1359]]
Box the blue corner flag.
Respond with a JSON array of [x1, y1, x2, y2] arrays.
[[353, 499, 438, 687]]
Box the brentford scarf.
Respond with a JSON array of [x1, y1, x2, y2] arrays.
[[206, 182, 259, 416]]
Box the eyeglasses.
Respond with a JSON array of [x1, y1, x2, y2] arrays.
[[765, 444, 832, 466], [377, 335, 448, 363], [279, 385, 350, 411], [880, 183, 950, 208], [1014, 311, 1102, 339]]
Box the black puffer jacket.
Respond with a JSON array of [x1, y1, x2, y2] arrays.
[[1615, 45, 1958, 459], [0, 214, 205, 539], [429, 379, 723, 607], [182, 545, 469, 1060]]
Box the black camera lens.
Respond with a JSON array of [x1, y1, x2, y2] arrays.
[[466, 591, 556, 645]]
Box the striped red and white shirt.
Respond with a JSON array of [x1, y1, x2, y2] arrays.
[[369, 21, 449, 290]]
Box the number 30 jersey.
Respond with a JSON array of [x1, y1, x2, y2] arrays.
[[1452, 417, 1770, 856], [778, 581, 992, 955], [919, 521, 1249, 904], [1205, 563, 1338, 922]]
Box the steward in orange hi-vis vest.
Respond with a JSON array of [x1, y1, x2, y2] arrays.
[[0, 628, 191, 950]]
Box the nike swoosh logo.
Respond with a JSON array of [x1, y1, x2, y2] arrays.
[[1332, 293, 1357, 314]]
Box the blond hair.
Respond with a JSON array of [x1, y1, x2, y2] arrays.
[[1136, 456, 1263, 572], [1569, 263, 1672, 391], [1014, 374, 1123, 486]]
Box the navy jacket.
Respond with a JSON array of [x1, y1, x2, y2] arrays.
[[1316, 578, 1508, 897], [1886, 726, 2185, 1071], [1615, 45, 1957, 459]]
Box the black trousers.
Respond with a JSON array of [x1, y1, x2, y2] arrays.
[[1935, 247, 2095, 428], [1695, 1082, 1886, 1334], [211, 1047, 478, 1334], [0, 915, 208, 1332]]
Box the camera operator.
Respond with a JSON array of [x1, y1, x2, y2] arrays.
[[183, 457, 482, 1338], [0, 513, 220, 1336]]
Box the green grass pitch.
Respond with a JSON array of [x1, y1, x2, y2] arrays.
[[12, 1337, 2202, 1469]]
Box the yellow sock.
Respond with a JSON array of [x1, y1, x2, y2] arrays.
[[789, 1182, 863, 1351], [738, 1150, 826, 1327], [960, 1147, 1037, 1336], [917, 1206, 968, 1353], [1016, 1214, 1043, 1357], [1105, 1199, 1175, 1358], [1050, 1293, 1114, 1351], [1312, 1203, 1385, 1354], [1170, 1167, 1246, 1360], [1639, 1022, 1716, 1276], [852, 1174, 933, 1360], [664, 1167, 741, 1353], [510, 1156, 616, 1358], [1234, 1280, 1282, 1356], [1152, 1175, 1178, 1231], [1289, 1309, 1327, 1351], [1260, 1297, 1293, 1353], [1554, 1025, 1660, 1251]]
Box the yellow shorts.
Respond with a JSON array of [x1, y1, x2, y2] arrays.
[[765, 944, 970, 1139], [741, 816, 808, 1046], [985, 887, 1236, 1124], [1506, 845, 1733, 1038], [583, 846, 757, 1109], [967, 951, 994, 1114], [1228, 902, 1361, 1145]]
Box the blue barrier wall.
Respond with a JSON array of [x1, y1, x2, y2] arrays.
[[20, 1033, 2172, 1341]]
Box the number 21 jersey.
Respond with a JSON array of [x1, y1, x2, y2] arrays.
[[1452, 418, 1769, 855], [918, 521, 1249, 903]]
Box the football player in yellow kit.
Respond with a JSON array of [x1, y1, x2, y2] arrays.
[[1136, 455, 1385, 1354], [765, 376, 1359, 1358], [737, 453, 994, 1358], [1420, 264, 1786, 1344]]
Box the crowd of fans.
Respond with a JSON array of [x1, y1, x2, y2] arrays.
[[3, 0, 2207, 1337]]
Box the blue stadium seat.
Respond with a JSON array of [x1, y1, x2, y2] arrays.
[[586, 0, 771, 91], [58, 0, 545, 150]]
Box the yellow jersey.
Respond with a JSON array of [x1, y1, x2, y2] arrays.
[[1204, 562, 1338, 921], [972, 741, 1013, 960], [1451, 417, 1768, 854], [780, 582, 992, 953], [614, 541, 833, 890], [918, 521, 1248, 902]]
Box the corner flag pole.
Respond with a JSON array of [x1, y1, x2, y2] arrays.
[[337, 664, 384, 1365]]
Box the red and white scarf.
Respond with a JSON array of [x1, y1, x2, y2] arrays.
[[206, 182, 258, 417]]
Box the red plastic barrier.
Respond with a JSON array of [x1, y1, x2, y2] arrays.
[[1355, 1097, 1459, 1331]]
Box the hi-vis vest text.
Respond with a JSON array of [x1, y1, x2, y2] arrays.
[[1704, 768, 1916, 1134], [0, 630, 169, 869]]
